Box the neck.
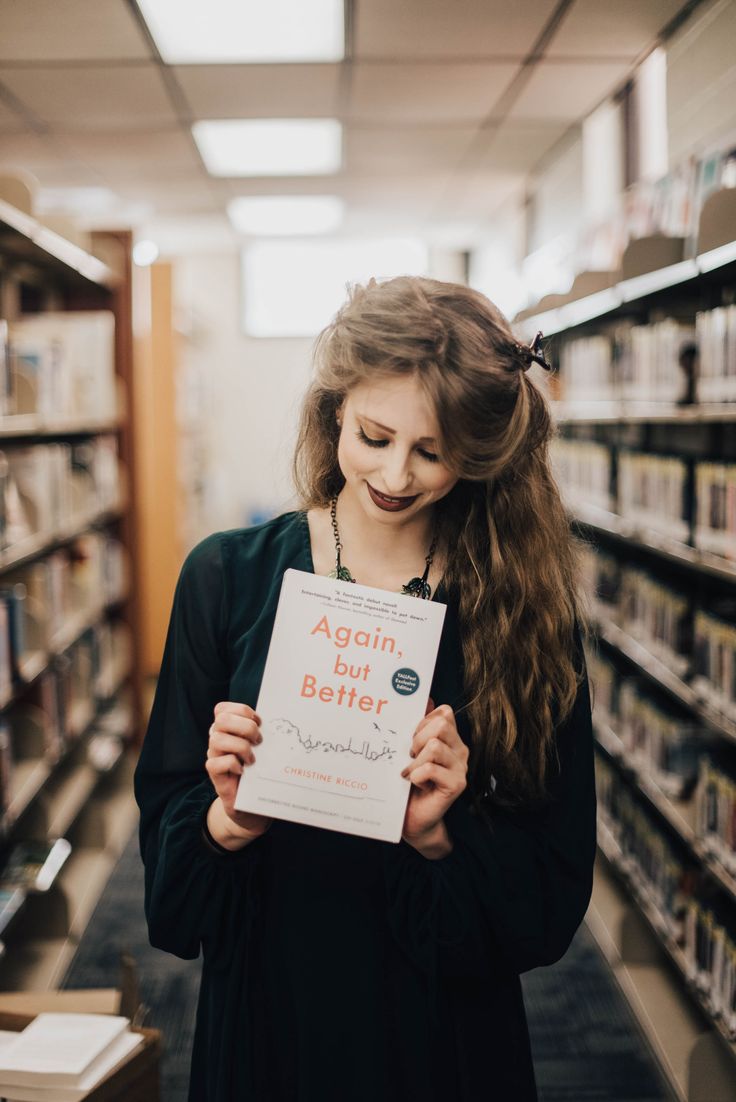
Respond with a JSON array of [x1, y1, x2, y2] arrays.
[[334, 485, 436, 566]]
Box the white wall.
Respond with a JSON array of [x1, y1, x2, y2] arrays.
[[667, 0, 736, 165], [173, 252, 314, 538]]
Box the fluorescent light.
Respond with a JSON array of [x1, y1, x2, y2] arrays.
[[619, 260, 698, 301], [228, 196, 344, 236], [193, 119, 342, 177], [137, 0, 344, 63], [697, 239, 736, 273], [242, 238, 428, 337]]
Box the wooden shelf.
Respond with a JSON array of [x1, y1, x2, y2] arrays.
[[0, 500, 127, 574], [589, 827, 736, 1101], [0, 216, 141, 999], [0, 415, 123, 439], [0, 198, 116, 289], [62, 847, 117, 940], [555, 401, 736, 424], [516, 237, 736, 339], [571, 502, 736, 586], [0, 749, 138, 993], [592, 614, 736, 747], [593, 719, 736, 909], [45, 761, 99, 839], [0, 937, 77, 992]]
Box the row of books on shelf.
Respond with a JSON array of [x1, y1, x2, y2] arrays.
[[0, 624, 133, 828], [558, 306, 736, 403], [586, 647, 702, 800], [553, 440, 736, 556], [0, 311, 118, 423], [0, 436, 125, 553], [596, 759, 736, 1038], [590, 642, 736, 882], [582, 546, 736, 719], [0, 531, 130, 704]]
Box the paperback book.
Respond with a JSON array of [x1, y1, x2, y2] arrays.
[[234, 568, 447, 842]]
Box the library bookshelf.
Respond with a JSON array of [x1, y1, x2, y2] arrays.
[[515, 197, 736, 1099], [0, 202, 142, 991]]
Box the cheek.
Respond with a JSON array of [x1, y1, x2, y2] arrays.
[[428, 470, 458, 495], [338, 433, 367, 473]]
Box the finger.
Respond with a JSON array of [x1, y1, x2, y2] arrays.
[[214, 702, 261, 724], [402, 761, 460, 792], [207, 732, 256, 761], [424, 696, 435, 716], [206, 753, 245, 777], [410, 712, 463, 758], [401, 739, 455, 778], [210, 715, 263, 743], [413, 701, 454, 739]]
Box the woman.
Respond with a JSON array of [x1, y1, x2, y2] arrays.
[[134, 275, 597, 1101]]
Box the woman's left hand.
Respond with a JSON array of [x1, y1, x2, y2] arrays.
[[400, 699, 469, 846]]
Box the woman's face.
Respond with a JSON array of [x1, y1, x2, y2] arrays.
[[336, 375, 458, 521]]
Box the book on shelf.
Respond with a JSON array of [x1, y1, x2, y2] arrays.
[[0, 838, 71, 893], [0, 321, 10, 419], [6, 312, 117, 423], [235, 568, 447, 842], [0, 887, 24, 938], [0, 1012, 142, 1101]]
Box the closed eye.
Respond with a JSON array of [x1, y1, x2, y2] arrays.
[[355, 426, 440, 463]]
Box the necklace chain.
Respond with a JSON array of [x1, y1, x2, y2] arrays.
[[327, 494, 439, 600]]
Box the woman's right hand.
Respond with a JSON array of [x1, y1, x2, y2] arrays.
[[206, 701, 273, 841]]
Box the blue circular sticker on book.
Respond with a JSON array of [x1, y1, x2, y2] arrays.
[[392, 668, 420, 695]]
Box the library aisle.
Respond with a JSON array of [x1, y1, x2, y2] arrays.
[[1, 1, 736, 1100]]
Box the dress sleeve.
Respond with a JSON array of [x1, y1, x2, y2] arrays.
[[382, 620, 597, 993], [133, 532, 267, 962]]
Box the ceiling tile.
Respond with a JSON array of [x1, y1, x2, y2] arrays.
[[56, 130, 204, 183], [546, 0, 686, 59], [347, 61, 519, 122], [0, 96, 26, 132], [174, 63, 342, 118], [112, 178, 222, 214], [0, 64, 178, 129], [507, 60, 631, 121], [344, 125, 477, 175], [443, 171, 526, 218], [470, 120, 570, 174], [354, 0, 560, 60], [0, 0, 152, 62], [0, 132, 106, 186]]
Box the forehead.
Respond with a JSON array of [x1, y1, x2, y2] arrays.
[[345, 377, 439, 432]]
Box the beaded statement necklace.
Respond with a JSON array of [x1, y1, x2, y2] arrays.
[[326, 494, 439, 600]]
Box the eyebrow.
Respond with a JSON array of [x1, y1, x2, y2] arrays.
[[358, 414, 437, 445]]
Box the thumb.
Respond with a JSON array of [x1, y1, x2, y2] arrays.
[[425, 696, 435, 716]]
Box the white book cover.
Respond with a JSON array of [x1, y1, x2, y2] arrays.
[[0, 1013, 129, 1088], [234, 568, 447, 842], [0, 1033, 144, 1102]]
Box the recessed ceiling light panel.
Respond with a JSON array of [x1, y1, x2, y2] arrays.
[[193, 119, 342, 177], [137, 0, 344, 63]]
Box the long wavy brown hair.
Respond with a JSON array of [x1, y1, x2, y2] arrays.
[[292, 275, 590, 815]]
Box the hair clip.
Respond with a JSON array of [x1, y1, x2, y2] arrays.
[[514, 331, 552, 372]]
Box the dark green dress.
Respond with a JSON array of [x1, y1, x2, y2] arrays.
[[133, 509, 597, 1102]]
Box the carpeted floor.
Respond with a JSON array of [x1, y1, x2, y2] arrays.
[[63, 830, 675, 1102]]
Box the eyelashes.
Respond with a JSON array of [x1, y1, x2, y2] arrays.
[[355, 426, 440, 463]]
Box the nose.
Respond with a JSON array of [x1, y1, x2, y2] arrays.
[[379, 447, 415, 495]]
